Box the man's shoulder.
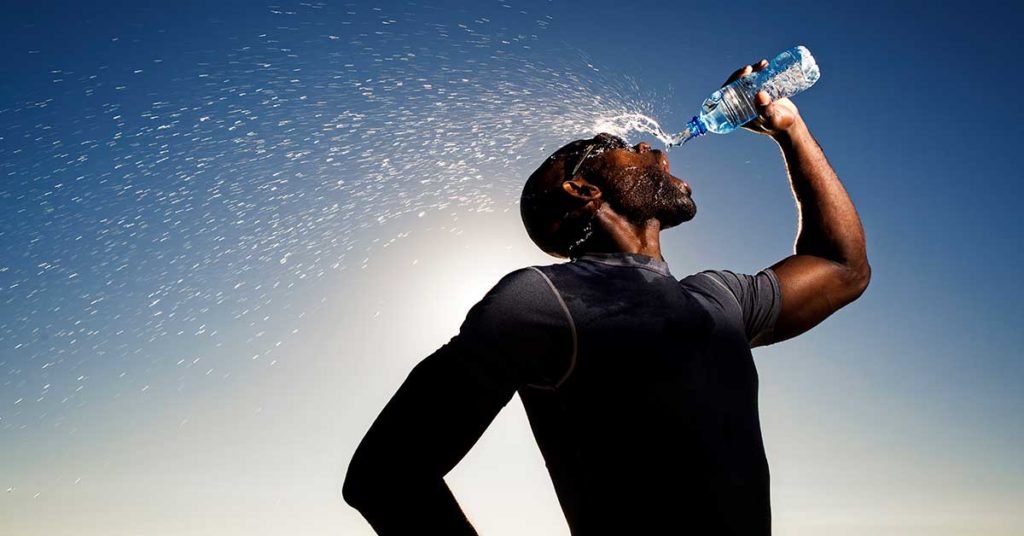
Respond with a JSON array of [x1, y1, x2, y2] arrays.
[[491, 266, 547, 293], [478, 266, 561, 309], [462, 265, 572, 343], [494, 261, 574, 288], [679, 269, 730, 290], [476, 263, 585, 319], [679, 268, 782, 322], [678, 269, 750, 309]]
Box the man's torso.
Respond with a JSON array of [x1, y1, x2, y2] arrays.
[[509, 253, 779, 535]]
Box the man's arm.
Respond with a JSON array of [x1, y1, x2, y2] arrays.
[[767, 118, 870, 343], [727, 59, 871, 344], [342, 339, 517, 535], [343, 268, 572, 534]]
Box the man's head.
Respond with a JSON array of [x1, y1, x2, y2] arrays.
[[520, 133, 696, 258]]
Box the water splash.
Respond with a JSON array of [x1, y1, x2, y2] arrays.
[[591, 112, 699, 149], [0, 2, 676, 429]]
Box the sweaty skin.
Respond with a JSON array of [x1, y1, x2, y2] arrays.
[[558, 137, 693, 259], [343, 58, 870, 534]]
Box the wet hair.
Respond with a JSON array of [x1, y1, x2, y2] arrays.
[[521, 135, 627, 258]]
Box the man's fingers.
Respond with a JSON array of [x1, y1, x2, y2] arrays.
[[722, 59, 767, 87], [722, 64, 753, 87], [755, 91, 772, 107]]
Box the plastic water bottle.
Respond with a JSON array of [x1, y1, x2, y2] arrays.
[[671, 45, 820, 145]]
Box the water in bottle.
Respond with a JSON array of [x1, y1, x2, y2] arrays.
[[669, 45, 820, 146]]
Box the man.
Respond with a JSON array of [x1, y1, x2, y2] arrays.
[[343, 58, 870, 535]]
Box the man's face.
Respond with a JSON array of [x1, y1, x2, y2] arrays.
[[580, 135, 696, 229]]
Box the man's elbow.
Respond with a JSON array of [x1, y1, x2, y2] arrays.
[[342, 456, 416, 511], [342, 467, 369, 510], [343, 459, 387, 510], [843, 260, 871, 301]]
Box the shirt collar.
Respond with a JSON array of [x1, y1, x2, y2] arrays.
[[575, 252, 673, 277]]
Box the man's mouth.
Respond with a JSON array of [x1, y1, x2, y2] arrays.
[[670, 174, 691, 195]]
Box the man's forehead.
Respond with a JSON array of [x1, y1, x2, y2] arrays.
[[549, 139, 591, 159], [548, 134, 628, 161]]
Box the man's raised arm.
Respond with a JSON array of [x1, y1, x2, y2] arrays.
[[767, 112, 870, 343], [726, 59, 871, 345]]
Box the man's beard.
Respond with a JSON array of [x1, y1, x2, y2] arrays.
[[609, 167, 696, 228]]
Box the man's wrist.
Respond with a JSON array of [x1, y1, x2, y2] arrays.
[[771, 117, 811, 148]]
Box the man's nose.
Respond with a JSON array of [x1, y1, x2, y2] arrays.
[[635, 142, 652, 153]]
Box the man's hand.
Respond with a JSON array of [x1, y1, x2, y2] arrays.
[[722, 59, 802, 138]]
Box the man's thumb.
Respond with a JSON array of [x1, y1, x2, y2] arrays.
[[755, 91, 772, 109]]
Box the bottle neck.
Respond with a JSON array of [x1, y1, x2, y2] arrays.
[[688, 116, 708, 137], [668, 116, 707, 147]]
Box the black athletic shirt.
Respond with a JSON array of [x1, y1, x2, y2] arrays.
[[344, 252, 782, 535]]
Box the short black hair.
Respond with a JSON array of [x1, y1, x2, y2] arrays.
[[520, 135, 623, 258]]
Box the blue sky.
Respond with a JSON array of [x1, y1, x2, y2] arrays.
[[2, 1, 1022, 534]]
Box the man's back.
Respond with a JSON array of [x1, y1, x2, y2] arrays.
[[514, 253, 780, 534]]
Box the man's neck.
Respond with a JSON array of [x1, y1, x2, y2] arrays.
[[582, 215, 664, 261]]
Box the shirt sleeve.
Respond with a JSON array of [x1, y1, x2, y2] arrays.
[[697, 268, 782, 347]]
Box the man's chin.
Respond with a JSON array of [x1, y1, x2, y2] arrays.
[[659, 201, 696, 229]]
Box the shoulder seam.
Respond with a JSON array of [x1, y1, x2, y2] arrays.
[[525, 266, 577, 390], [697, 271, 741, 310]]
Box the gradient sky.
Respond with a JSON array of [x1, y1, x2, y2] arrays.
[[2, 1, 1022, 535]]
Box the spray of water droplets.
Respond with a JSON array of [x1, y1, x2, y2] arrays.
[[0, 3, 679, 429]]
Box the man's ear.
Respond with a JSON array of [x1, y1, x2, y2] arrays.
[[562, 179, 602, 201]]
